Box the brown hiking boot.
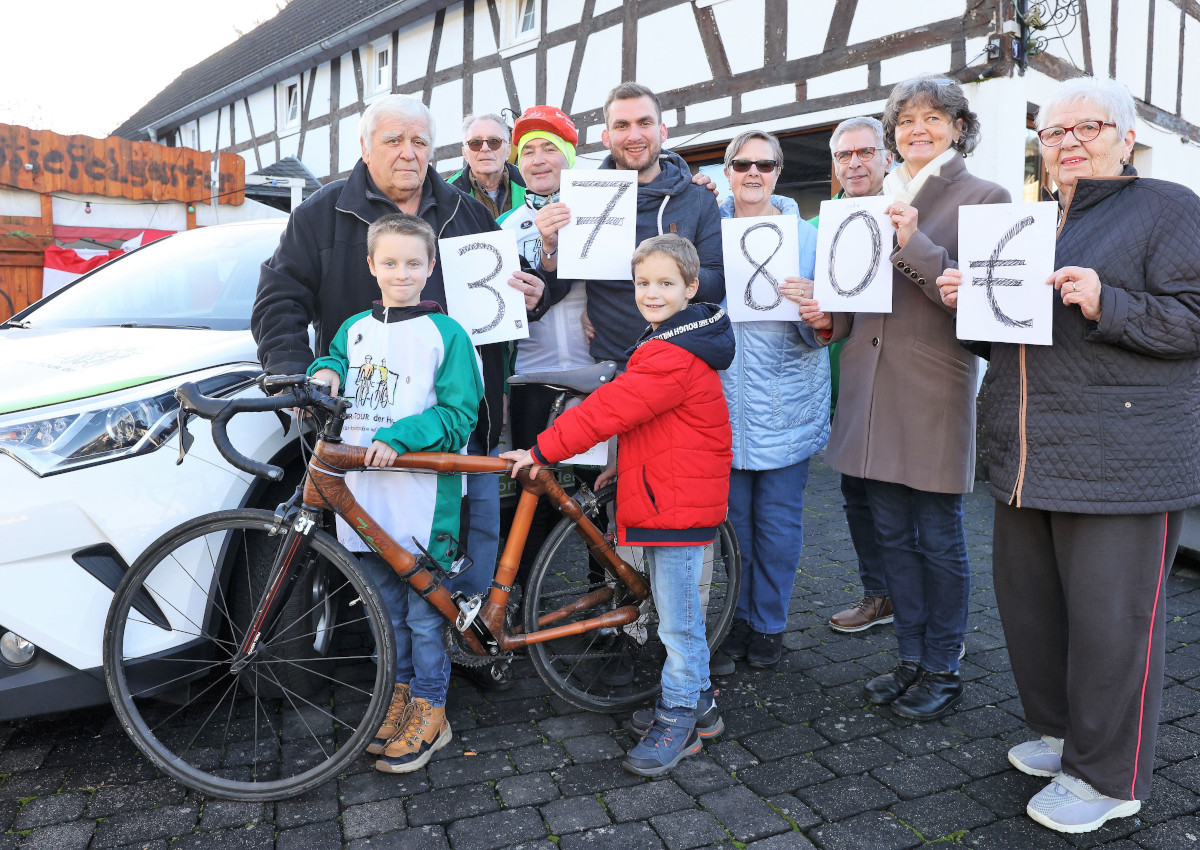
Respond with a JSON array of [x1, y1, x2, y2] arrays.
[[829, 595, 893, 633], [366, 683, 412, 755], [375, 697, 452, 774]]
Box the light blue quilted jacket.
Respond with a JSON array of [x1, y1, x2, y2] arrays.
[[720, 195, 831, 470]]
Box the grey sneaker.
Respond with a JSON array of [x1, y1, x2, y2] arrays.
[[1008, 735, 1063, 777], [1026, 773, 1141, 833]]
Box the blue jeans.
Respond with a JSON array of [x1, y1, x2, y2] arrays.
[[841, 474, 888, 598], [728, 461, 810, 634], [646, 545, 711, 710], [453, 433, 501, 599], [862, 479, 970, 673], [357, 552, 450, 705]]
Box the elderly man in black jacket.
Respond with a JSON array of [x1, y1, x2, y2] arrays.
[[252, 93, 558, 691]]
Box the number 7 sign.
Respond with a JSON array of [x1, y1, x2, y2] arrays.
[[439, 230, 529, 345], [558, 169, 639, 279]]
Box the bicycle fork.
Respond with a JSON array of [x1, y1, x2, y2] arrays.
[[229, 510, 318, 673]]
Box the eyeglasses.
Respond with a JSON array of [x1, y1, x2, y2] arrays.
[[466, 137, 505, 152], [832, 146, 880, 164], [730, 159, 779, 173], [1036, 121, 1116, 146]]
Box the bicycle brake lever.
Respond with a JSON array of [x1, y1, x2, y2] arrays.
[[175, 406, 194, 465]]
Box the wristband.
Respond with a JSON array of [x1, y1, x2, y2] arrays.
[[541, 244, 558, 257]]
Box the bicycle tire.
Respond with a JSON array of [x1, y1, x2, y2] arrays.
[[523, 485, 741, 712], [103, 508, 395, 801]]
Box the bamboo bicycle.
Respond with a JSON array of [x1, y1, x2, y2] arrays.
[[102, 369, 740, 801]]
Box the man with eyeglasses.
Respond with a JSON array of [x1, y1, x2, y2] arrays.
[[448, 113, 527, 219], [809, 117, 900, 637], [533, 82, 724, 365]]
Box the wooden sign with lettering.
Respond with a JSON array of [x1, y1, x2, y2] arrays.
[[0, 124, 244, 205]]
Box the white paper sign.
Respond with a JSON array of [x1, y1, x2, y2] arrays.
[[439, 230, 528, 346], [721, 215, 802, 322], [813, 195, 895, 313], [956, 202, 1057, 345], [558, 169, 638, 280]]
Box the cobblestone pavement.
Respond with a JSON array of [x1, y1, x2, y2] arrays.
[[5, 455, 1200, 850]]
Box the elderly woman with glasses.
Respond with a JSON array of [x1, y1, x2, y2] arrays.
[[704, 131, 829, 678], [800, 75, 1008, 721], [937, 76, 1200, 834]]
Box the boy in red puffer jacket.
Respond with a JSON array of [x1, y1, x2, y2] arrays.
[[504, 234, 734, 777]]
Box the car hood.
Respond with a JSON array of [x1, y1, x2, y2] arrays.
[[0, 327, 259, 415]]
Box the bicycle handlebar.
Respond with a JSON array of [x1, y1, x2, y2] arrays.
[[175, 375, 346, 481]]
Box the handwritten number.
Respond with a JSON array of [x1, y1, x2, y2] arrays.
[[574, 181, 630, 257], [968, 216, 1035, 328], [740, 223, 784, 311], [459, 242, 506, 334], [828, 211, 882, 297]]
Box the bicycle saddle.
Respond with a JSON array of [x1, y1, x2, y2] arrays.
[[508, 361, 618, 395]]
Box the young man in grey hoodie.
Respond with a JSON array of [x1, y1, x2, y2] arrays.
[[532, 82, 725, 364]]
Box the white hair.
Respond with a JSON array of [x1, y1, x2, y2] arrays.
[[829, 117, 885, 154], [359, 95, 435, 147], [1036, 76, 1137, 137], [461, 113, 510, 141]]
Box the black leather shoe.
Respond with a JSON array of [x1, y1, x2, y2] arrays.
[[747, 631, 783, 668], [892, 670, 962, 720], [720, 619, 752, 661], [863, 661, 921, 705]]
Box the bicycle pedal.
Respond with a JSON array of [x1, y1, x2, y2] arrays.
[[456, 595, 483, 632]]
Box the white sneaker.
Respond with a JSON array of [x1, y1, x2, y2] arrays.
[[1008, 735, 1064, 777], [1026, 773, 1141, 833]]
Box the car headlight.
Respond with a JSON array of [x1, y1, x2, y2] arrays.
[[0, 367, 258, 476]]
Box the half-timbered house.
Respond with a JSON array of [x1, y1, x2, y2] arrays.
[[114, 0, 1200, 215]]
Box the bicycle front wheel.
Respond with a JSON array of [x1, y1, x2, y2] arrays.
[[524, 485, 741, 712], [103, 509, 395, 801]]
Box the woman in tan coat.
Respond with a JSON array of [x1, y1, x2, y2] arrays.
[[800, 76, 1009, 720]]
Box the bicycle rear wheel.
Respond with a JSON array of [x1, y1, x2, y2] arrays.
[[103, 509, 395, 801], [523, 485, 741, 712]]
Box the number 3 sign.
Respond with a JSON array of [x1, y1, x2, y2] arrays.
[[813, 195, 895, 313], [439, 230, 529, 345]]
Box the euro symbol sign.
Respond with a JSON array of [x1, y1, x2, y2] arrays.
[[969, 216, 1035, 328]]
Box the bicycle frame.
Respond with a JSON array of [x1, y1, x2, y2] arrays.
[[292, 440, 651, 656]]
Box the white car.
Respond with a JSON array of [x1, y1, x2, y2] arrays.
[[0, 220, 309, 721]]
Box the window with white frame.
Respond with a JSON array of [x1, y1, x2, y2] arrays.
[[186, 124, 199, 151], [500, 0, 539, 57], [369, 37, 392, 95], [516, 0, 537, 36], [281, 81, 301, 131]]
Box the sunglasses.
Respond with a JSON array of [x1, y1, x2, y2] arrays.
[[832, 146, 880, 164], [466, 137, 505, 152], [730, 159, 779, 173]]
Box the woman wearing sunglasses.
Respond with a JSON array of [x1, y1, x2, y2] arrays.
[[711, 130, 829, 673], [800, 75, 1008, 720]]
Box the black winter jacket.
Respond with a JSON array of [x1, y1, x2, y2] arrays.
[[984, 167, 1200, 513], [251, 160, 559, 449]]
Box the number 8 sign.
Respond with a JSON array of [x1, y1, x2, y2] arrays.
[[439, 230, 529, 345]]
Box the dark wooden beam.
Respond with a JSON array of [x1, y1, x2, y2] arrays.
[[1078, 0, 1094, 74], [623, 1, 639, 82], [561, 0, 597, 115], [1179, 0, 1188, 115], [692, 3, 732, 80], [423, 8, 445, 106], [825, 0, 859, 52], [463, 0, 475, 116], [1162, 0, 1200, 20], [1109, 0, 1118, 78], [1145, 0, 1155, 103], [765, 0, 787, 66], [536, 0, 549, 106]]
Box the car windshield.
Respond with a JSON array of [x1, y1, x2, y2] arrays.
[[16, 224, 283, 330]]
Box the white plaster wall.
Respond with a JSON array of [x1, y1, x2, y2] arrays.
[[429, 79, 465, 148], [1114, 0, 1150, 100], [573, 25, 623, 114], [880, 44, 953, 85], [300, 125, 330, 179], [1132, 117, 1200, 195], [398, 15, 437, 85], [279, 133, 300, 160], [1087, 6, 1114, 83], [511, 54, 536, 113], [1183, 17, 1200, 124], [545, 42, 574, 113], [218, 106, 232, 149], [1041, 9, 1089, 73], [437, 154, 464, 174], [255, 143, 274, 172], [636, 6, 711, 95], [339, 51, 360, 108], [473, 0, 498, 55], [787, 0, 835, 60], [593, 0, 623, 15], [742, 84, 795, 113], [309, 62, 332, 119], [807, 65, 868, 100], [712, 0, 765, 75], [687, 97, 733, 124], [233, 100, 252, 145], [547, 0, 585, 32], [339, 115, 363, 173], [0, 188, 42, 217], [247, 89, 274, 137], [472, 67, 510, 117], [1150, 0, 1180, 114], [199, 111, 220, 152], [436, 4, 465, 72], [848, 0, 961, 44], [962, 76, 1030, 203]]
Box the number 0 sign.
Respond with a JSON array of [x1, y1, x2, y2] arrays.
[[813, 195, 895, 313], [439, 230, 529, 345]]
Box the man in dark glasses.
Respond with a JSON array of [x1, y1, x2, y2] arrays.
[[447, 113, 527, 219], [812, 117, 897, 638]]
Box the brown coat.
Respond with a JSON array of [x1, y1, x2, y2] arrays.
[[821, 156, 1010, 494]]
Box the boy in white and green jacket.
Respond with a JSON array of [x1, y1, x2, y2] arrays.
[[308, 213, 483, 775]]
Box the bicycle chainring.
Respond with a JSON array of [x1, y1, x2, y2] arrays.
[[442, 598, 518, 668]]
